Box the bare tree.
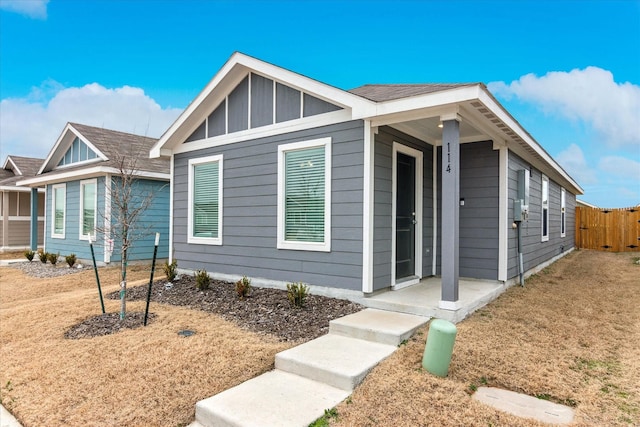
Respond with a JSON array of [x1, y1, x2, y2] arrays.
[[98, 152, 155, 320]]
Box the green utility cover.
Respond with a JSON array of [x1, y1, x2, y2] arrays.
[[422, 319, 457, 377]]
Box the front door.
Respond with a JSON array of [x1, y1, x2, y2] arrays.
[[396, 152, 416, 280]]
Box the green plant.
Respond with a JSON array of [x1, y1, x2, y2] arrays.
[[163, 259, 178, 282], [309, 408, 338, 427], [235, 276, 252, 299], [287, 282, 309, 308], [195, 269, 210, 291], [65, 253, 77, 268], [24, 250, 35, 261], [38, 250, 48, 263], [48, 252, 60, 265]]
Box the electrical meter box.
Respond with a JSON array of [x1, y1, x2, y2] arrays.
[[514, 199, 528, 222], [514, 169, 530, 222]]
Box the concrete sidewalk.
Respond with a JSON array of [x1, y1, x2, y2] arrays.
[[0, 404, 22, 427]]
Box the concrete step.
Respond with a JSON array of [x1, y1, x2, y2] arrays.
[[275, 334, 396, 391], [195, 370, 350, 427], [329, 308, 429, 346]]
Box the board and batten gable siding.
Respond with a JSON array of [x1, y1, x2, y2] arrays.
[[436, 141, 500, 280], [45, 177, 106, 260], [372, 126, 434, 291], [173, 120, 365, 290], [507, 151, 576, 279], [108, 178, 170, 262]]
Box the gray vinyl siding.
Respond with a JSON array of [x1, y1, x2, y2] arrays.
[[173, 120, 365, 290], [507, 151, 576, 279], [45, 177, 169, 262], [228, 76, 249, 133], [372, 126, 434, 291], [208, 102, 226, 137], [436, 141, 499, 280], [276, 83, 301, 123], [251, 74, 274, 128], [303, 94, 342, 117]]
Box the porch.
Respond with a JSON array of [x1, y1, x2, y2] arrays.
[[363, 277, 513, 324]]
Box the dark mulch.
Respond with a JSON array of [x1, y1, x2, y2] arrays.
[[65, 312, 157, 339], [104, 276, 364, 342]]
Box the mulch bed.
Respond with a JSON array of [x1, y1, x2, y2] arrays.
[[65, 312, 157, 339], [99, 276, 364, 342]]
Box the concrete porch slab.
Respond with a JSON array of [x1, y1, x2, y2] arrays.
[[473, 387, 575, 425], [364, 277, 510, 323]]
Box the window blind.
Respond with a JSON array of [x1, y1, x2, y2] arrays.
[[193, 161, 219, 238]]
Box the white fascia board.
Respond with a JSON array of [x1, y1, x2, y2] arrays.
[[3, 157, 22, 175], [172, 109, 352, 156], [150, 52, 373, 158], [477, 89, 584, 194], [18, 166, 170, 187], [0, 185, 44, 192], [38, 123, 108, 174]]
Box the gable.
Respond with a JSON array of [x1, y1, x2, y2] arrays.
[[184, 73, 342, 143], [57, 137, 99, 167]]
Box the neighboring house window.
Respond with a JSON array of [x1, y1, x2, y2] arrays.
[[80, 179, 97, 240], [188, 155, 223, 245], [277, 137, 331, 252], [541, 175, 549, 242], [560, 187, 566, 237], [52, 184, 66, 238]]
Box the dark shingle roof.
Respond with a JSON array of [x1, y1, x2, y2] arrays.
[[67, 123, 169, 175], [0, 155, 45, 187], [348, 83, 478, 102]]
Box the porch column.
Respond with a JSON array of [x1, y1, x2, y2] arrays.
[[30, 188, 38, 250], [1, 191, 8, 248], [440, 114, 461, 310]]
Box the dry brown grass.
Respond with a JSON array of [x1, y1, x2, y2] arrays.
[[0, 250, 27, 260], [1, 251, 638, 426], [331, 250, 640, 426], [0, 266, 289, 426]]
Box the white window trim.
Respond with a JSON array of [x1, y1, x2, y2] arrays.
[[79, 179, 98, 241], [51, 183, 66, 239], [187, 154, 223, 245], [541, 174, 549, 242], [560, 187, 566, 238], [277, 137, 331, 252]]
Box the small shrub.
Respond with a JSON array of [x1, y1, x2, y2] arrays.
[[37, 250, 48, 263], [194, 269, 210, 291], [24, 250, 35, 261], [235, 276, 252, 299], [48, 252, 60, 265], [287, 282, 309, 308], [65, 253, 77, 268], [163, 259, 178, 282]]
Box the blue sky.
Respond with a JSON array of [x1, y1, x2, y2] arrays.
[[1, 0, 638, 207]]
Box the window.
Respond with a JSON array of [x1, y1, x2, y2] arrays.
[[277, 138, 331, 251], [52, 184, 66, 238], [188, 155, 223, 245], [80, 179, 97, 240], [541, 175, 549, 242], [560, 187, 566, 237]]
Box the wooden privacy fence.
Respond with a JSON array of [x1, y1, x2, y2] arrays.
[[576, 206, 640, 252]]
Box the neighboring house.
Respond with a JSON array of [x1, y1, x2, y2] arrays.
[[0, 156, 45, 251], [576, 199, 598, 209], [19, 123, 170, 264], [150, 52, 583, 309]]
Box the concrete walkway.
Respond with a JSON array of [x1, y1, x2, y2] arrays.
[[191, 308, 429, 427], [0, 404, 22, 427]]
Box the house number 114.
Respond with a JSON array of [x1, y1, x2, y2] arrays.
[[446, 142, 451, 173]]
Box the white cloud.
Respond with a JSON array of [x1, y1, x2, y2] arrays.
[[0, 81, 182, 159], [0, 0, 49, 19], [598, 156, 640, 182], [488, 67, 640, 149], [555, 143, 597, 185]]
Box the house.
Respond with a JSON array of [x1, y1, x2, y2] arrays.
[[0, 156, 45, 251], [150, 52, 582, 310], [19, 123, 171, 264]]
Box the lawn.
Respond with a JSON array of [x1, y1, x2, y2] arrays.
[[1, 250, 638, 426]]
